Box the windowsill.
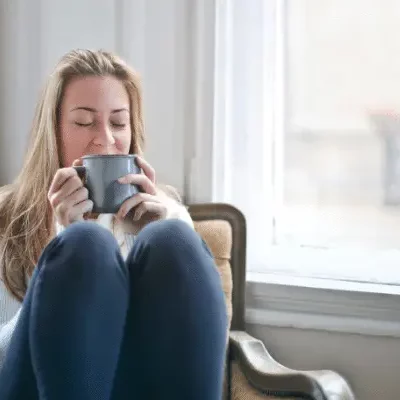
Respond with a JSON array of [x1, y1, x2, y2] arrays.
[[250, 244, 400, 286], [245, 270, 400, 338], [247, 271, 400, 295]]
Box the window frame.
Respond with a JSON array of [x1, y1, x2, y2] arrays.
[[187, 0, 400, 291]]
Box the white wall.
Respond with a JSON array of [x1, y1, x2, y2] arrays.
[[0, 1, 43, 184], [0, 0, 192, 193]]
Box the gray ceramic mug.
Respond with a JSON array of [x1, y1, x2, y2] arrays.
[[73, 154, 141, 214]]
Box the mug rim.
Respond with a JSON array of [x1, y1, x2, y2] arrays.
[[82, 154, 137, 159]]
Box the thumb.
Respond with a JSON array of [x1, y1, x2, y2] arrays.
[[72, 158, 83, 167]]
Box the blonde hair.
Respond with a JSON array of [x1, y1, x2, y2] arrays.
[[0, 49, 145, 301]]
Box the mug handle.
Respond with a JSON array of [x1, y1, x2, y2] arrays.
[[72, 165, 95, 219], [73, 166, 86, 182]]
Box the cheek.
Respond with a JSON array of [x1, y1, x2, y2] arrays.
[[115, 131, 132, 152], [60, 128, 92, 166]]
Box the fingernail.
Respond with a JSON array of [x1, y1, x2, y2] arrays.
[[118, 177, 126, 183]]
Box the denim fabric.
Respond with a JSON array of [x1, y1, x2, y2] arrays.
[[0, 219, 227, 400]]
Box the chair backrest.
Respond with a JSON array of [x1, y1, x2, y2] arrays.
[[188, 203, 247, 331]]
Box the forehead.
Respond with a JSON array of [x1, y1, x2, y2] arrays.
[[61, 75, 130, 110]]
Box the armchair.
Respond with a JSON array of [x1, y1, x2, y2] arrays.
[[188, 203, 355, 400]]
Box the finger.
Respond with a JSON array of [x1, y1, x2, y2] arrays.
[[135, 156, 156, 184], [66, 186, 90, 206], [118, 173, 156, 195], [133, 201, 167, 221], [116, 193, 160, 220], [68, 199, 94, 223], [49, 176, 85, 208], [48, 168, 77, 196], [72, 158, 83, 167], [55, 187, 91, 221], [57, 196, 93, 225]]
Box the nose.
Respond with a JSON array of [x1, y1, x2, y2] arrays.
[[92, 124, 115, 148]]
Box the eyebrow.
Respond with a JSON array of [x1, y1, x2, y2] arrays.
[[70, 107, 129, 114]]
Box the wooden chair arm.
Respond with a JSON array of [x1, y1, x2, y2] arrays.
[[229, 330, 355, 400]]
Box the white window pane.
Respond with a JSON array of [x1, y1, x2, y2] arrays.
[[281, 0, 400, 250]]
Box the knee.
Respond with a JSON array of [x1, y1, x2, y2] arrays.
[[34, 222, 128, 308], [39, 222, 121, 275], [58, 221, 118, 251], [139, 219, 201, 252], [130, 219, 214, 274]]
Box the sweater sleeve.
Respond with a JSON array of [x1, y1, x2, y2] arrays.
[[0, 308, 21, 367], [0, 280, 22, 370], [157, 184, 195, 229]]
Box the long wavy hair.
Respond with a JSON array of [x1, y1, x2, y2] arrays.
[[0, 49, 145, 301]]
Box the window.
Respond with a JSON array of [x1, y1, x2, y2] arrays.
[[211, 0, 400, 285], [282, 0, 400, 250]]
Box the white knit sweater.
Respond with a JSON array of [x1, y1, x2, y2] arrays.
[[0, 203, 194, 370]]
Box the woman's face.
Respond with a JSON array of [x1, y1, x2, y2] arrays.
[[58, 75, 132, 167]]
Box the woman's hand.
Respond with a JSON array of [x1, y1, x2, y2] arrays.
[[116, 156, 170, 224], [47, 159, 93, 227]]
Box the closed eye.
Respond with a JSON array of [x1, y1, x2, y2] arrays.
[[74, 121, 127, 128]]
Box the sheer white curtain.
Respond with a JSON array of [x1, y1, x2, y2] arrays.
[[210, 0, 279, 270]]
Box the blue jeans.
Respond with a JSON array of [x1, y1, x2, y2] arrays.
[[0, 219, 228, 399]]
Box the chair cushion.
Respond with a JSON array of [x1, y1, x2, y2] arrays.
[[231, 362, 301, 400], [193, 220, 233, 329]]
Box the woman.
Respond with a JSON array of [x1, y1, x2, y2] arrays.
[[0, 49, 227, 399]]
